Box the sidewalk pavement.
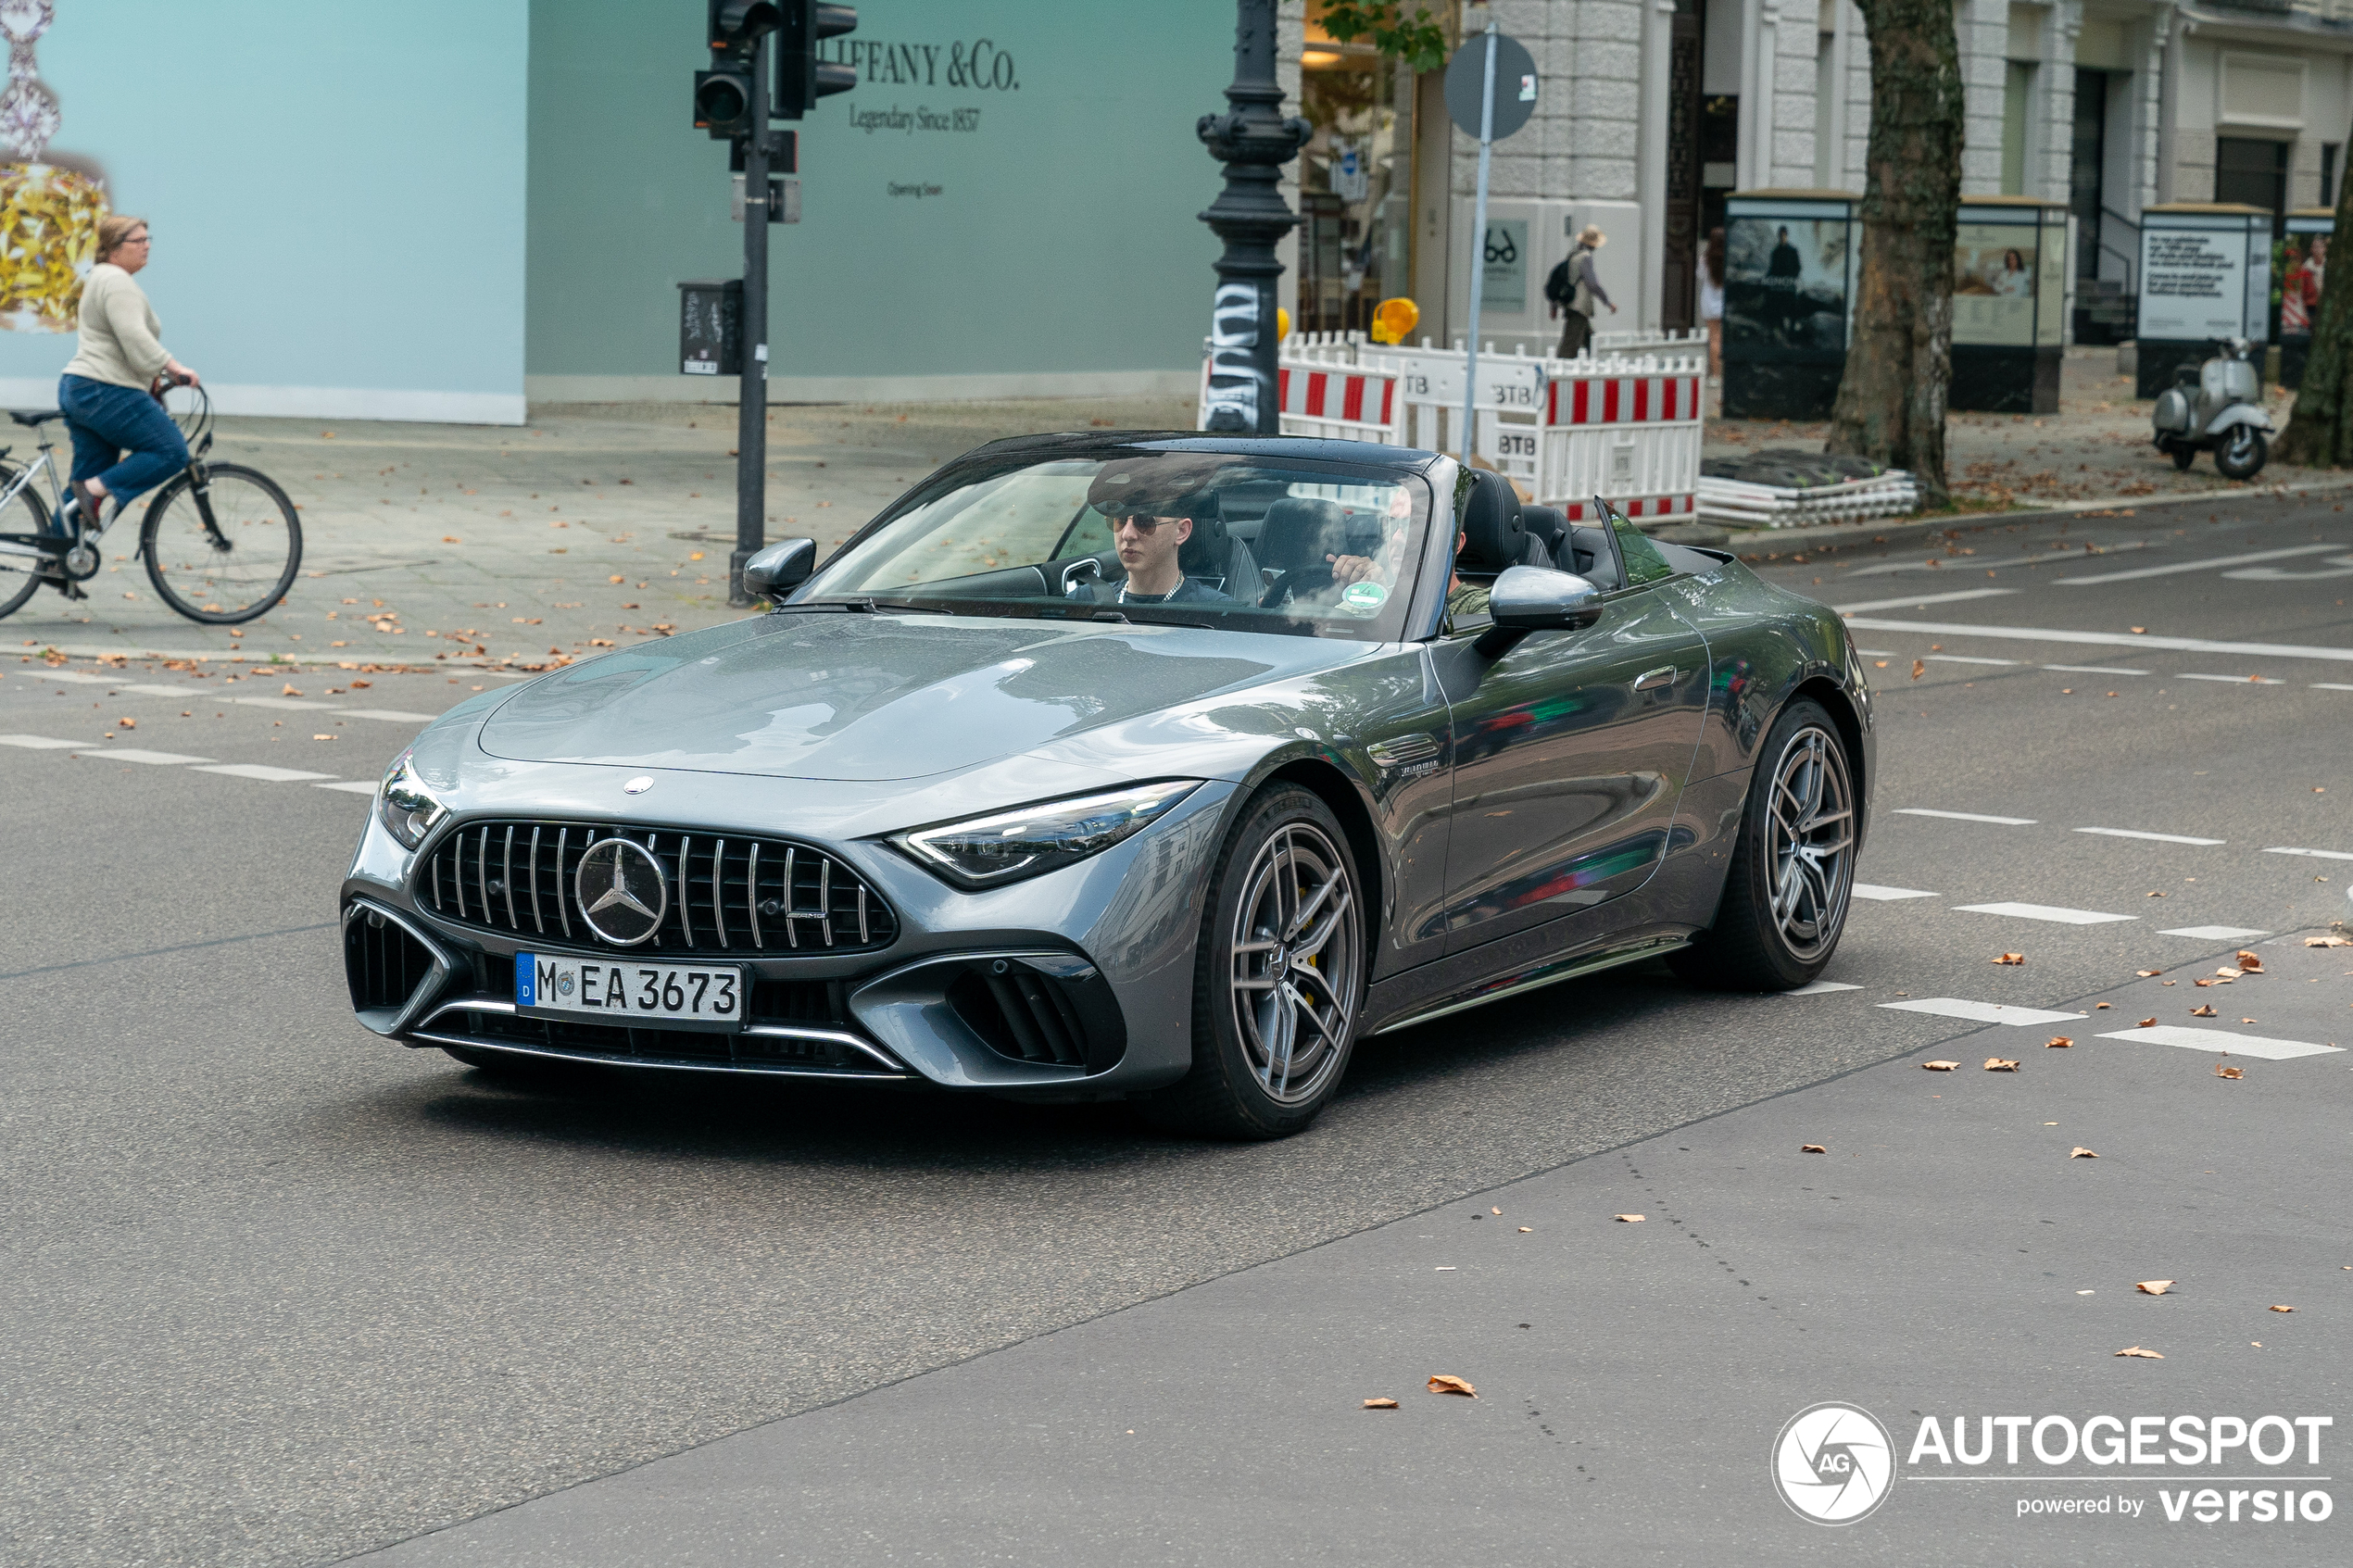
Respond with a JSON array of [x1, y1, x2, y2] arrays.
[[1, 356, 2327, 671]]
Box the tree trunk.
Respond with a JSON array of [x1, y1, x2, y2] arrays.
[[2274, 128, 2353, 467], [1826, 0, 1965, 506]]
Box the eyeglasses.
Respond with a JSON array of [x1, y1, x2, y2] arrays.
[[1110, 514, 1183, 533]]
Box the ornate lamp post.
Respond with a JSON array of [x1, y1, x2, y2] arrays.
[[1196, 0, 1309, 433]]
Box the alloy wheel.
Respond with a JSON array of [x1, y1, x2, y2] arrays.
[[1765, 725, 1854, 960], [1227, 822, 1360, 1105]]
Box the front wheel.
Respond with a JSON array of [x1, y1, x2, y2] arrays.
[[2213, 426, 2268, 483], [1142, 785, 1365, 1140], [141, 462, 302, 624], [1669, 698, 1857, 991]]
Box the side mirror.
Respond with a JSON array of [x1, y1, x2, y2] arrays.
[[1476, 564, 1603, 658], [742, 537, 816, 599]]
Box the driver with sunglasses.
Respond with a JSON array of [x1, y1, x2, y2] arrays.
[[1082, 462, 1231, 606]]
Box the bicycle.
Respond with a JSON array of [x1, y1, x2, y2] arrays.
[[0, 380, 302, 624]]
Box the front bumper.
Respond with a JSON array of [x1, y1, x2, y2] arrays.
[[341, 772, 1238, 1097]]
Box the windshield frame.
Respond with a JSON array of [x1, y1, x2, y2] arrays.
[[787, 440, 1452, 645]]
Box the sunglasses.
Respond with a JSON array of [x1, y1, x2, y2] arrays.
[[1110, 514, 1184, 533]]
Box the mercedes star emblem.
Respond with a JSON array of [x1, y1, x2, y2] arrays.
[[573, 836, 668, 946]]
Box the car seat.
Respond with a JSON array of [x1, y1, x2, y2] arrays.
[[1252, 496, 1350, 608], [1455, 470, 1546, 575]]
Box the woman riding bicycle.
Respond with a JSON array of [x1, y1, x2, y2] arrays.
[[59, 215, 199, 533]]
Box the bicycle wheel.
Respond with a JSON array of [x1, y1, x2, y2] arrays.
[[0, 463, 54, 620], [140, 462, 302, 624]]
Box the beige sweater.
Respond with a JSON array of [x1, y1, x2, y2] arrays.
[[63, 264, 170, 388]]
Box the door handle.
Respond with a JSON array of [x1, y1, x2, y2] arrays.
[[1632, 666, 1678, 692]]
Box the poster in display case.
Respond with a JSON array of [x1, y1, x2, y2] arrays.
[[2281, 207, 2334, 389], [1720, 191, 1858, 419], [2134, 205, 2273, 397], [1950, 198, 2068, 412]]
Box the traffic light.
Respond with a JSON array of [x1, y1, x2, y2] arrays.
[[774, 2, 858, 121], [695, 1, 782, 137]]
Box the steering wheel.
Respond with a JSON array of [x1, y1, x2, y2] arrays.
[[1259, 563, 1335, 610]]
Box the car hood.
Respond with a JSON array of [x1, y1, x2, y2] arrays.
[[476, 611, 1374, 781]]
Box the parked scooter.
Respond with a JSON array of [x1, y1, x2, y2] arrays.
[[2151, 338, 2272, 481]]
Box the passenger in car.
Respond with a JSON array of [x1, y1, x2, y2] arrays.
[[1328, 524, 1490, 633]]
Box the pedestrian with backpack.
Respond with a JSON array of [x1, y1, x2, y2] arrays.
[[1545, 224, 1616, 359]]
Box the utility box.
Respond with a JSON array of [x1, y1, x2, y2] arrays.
[[679, 279, 740, 377]]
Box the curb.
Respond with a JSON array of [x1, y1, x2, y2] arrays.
[[1723, 473, 2353, 560]]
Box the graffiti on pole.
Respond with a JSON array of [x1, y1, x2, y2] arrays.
[[1202, 281, 1265, 432]]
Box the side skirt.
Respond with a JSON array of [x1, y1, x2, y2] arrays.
[[1365, 929, 1692, 1037]]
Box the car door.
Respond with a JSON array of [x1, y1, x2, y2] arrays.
[[1433, 522, 1710, 954]]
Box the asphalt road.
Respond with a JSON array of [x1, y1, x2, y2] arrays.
[[2, 487, 2348, 1566]]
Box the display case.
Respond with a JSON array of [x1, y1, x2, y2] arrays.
[[1949, 197, 2068, 413], [1719, 190, 1859, 420], [2280, 207, 2334, 391], [2133, 204, 2272, 399]]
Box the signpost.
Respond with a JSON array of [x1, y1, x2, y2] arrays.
[[1443, 23, 1537, 466]]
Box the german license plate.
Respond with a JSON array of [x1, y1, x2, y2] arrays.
[[515, 952, 744, 1031]]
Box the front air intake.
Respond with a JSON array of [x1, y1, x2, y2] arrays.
[[944, 957, 1127, 1073]]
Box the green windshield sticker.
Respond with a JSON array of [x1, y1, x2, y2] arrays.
[[1340, 581, 1390, 616]]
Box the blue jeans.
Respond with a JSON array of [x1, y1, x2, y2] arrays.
[[57, 373, 188, 533]]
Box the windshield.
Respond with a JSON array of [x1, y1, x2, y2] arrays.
[[796, 452, 1437, 641]]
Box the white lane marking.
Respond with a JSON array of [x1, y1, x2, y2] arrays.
[[2266, 846, 2353, 862], [1923, 654, 2022, 666], [2222, 553, 2353, 582], [32, 671, 110, 684], [1894, 808, 2037, 825], [2055, 543, 2346, 584], [1845, 542, 2158, 578], [2043, 664, 2149, 675], [233, 696, 334, 710], [1856, 648, 1895, 656], [0, 733, 82, 749], [2158, 925, 2272, 939], [71, 748, 213, 765], [2096, 1025, 2344, 1061], [2074, 827, 2226, 846], [1881, 998, 2088, 1025], [1841, 618, 2353, 666], [192, 763, 339, 784], [1832, 588, 2019, 614], [1787, 981, 1864, 995], [2178, 672, 2287, 684], [1852, 884, 1940, 900], [1953, 901, 2138, 925], [2316, 683, 2353, 692], [315, 780, 380, 795], [333, 708, 439, 722]]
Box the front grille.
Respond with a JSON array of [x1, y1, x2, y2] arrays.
[[437, 1009, 898, 1074], [347, 908, 439, 1013], [417, 820, 897, 956]]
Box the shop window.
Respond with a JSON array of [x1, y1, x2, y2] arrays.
[[1299, 6, 1411, 335]]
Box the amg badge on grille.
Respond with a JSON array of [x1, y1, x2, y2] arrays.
[[574, 837, 669, 946]]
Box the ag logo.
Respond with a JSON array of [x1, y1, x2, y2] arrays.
[[1772, 1402, 1895, 1524]]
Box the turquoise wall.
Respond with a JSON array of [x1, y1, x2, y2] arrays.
[[0, 0, 528, 400], [526, 0, 1232, 383]]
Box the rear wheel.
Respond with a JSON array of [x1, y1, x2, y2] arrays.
[[0, 465, 52, 618], [1142, 785, 1365, 1140], [1669, 699, 1856, 991], [141, 462, 302, 623], [2213, 426, 2267, 483]]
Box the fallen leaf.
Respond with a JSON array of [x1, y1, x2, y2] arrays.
[[116, 716, 133, 729], [2234, 950, 2264, 972], [442, 534, 460, 544], [2071, 1147, 2099, 1159], [2215, 1064, 2244, 1079], [2130, 626, 2147, 634], [1517, 1226, 1531, 1233], [2271, 1305, 2294, 1313], [1910, 659, 1926, 681], [689, 551, 705, 561], [1922, 1060, 1959, 1072], [1428, 1375, 1477, 1398], [2115, 1346, 2164, 1359], [1614, 1213, 1645, 1223], [2217, 967, 2244, 979], [1491, 1207, 1502, 1215], [349, 680, 371, 689], [2046, 1035, 2073, 1048], [2137, 1280, 2174, 1295], [1994, 952, 2026, 965], [2195, 979, 2216, 988], [2146, 890, 2166, 897], [2136, 970, 2162, 977], [2306, 935, 2353, 947], [2095, 1002, 2113, 1010], [610, 574, 626, 584], [1800, 1144, 1827, 1153], [1363, 1397, 1399, 1409], [2136, 1018, 2158, 1027], [2240, 1017, 2258, 1024], [1873, 659, 1888, 669], [1984, 1058, 2020, 1072], [2190, 1004, 2218, 1017]]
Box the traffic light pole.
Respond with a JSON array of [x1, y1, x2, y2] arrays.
[[729, 31, 771, 607]]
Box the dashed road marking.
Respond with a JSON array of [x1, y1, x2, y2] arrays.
[[2095, 1025, 2343, 1061], [2158, 925, 2271, 939], [315, 780, 380, 795], [333, 708, 437, 722], [2266, 846, 2353, 862], [2055, 543, 2346, 584], [1894, 808, 2037, 825], [1921, 654, 2020, 666], [231, 696, 334, 710], [1840, 617, 2353, 666], [1844, 542, 2158, 578], [193, 763, 339, 784], [1881, 998, 2087, 1026], [0, 734, 77, 749], [1852, 884, 1939, 900], [2043, 664, 2148, 675], [2313, 682, 2353, 692], [71, 748, 213, 766], [2179, 672, 2288, 685], [2075, 827, 2225, 846], [1786, 981, 1863, 995], [1952, 901, 2137, 924], [1832, 588, 2018, 614]]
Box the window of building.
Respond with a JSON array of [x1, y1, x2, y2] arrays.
[[2325, 144, 2340, 208], [1297, 6, 1412, 335], [2001, 61, 2034, 196]]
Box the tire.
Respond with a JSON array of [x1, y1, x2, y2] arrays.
[[141, 462, 302, 624], [1141, 785, 1366, 1140], [2213, 426, 2268, 483], [2168, 443, 2197, 471], [0, 463, 50, 619], [1668, 698, 1857, 992]]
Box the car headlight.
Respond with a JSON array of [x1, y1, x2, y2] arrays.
[[376, 748, 448, 850], [892, 781, 1202, 889]]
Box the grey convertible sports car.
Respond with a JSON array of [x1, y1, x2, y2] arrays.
[[344, 433, 1873, 1137]]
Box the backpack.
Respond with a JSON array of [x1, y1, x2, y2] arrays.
[[1542, 257, 1574, 308]]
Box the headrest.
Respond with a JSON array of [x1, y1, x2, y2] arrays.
[[1176, 508, 1229, 576], [1455, 469, 1526, 573], [1519, 504, 1567, 549], [1087, 455, 1229, 520], [1253, 497, 1348, 574]]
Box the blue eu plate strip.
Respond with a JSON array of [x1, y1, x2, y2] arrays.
[[515, 951, 536, 1007]]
